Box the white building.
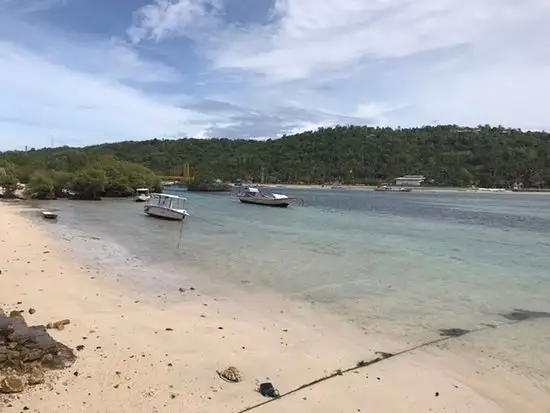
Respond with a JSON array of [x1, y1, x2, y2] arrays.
[[395, 175, 425, 186]]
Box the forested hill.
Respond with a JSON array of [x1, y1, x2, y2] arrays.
[[2, 124, 550, 187]]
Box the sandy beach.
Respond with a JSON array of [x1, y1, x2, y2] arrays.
[[1, 202, 549, 412]]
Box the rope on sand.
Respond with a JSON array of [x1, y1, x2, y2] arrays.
[[233, 309, 550, 413]]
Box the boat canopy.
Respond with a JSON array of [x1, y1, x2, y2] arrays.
[[150, 193, 187, 200], [148, 193, 187, 210]]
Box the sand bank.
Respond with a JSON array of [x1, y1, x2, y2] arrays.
[[0, 202, 548, 412]]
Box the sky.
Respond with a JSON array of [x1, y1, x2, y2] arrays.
[[0, 0, 549, 150]]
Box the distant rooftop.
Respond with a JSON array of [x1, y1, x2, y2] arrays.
[[398, 175, 425, 179]]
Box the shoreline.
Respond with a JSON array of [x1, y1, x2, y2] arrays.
[[257, 184, 550, 194], [1, 203, 549, 412]]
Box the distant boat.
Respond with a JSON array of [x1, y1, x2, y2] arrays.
[[135, 188, 151, 202], [144, 193, 189, 220], [330, 181, 345, 190], [477, 188, 507, 193], [161, 181, 178, 187], [374, 184, 412, 192], [237, 186, 293, 208], [467, 186, 508, 193], [42, 210, 58, 220]]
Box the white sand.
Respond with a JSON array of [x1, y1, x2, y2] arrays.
[[1, 202, 548, 412]]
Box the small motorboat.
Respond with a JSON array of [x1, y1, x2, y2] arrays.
[[42, 210, 58, 220], [144, 193, 189, 220], [237, 186, 293, 208], [135, 188, 151, 202], [374, 184, 412, 192]]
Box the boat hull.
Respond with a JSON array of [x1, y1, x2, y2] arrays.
[[135, 196, 151, 202], [239, 197, 290, 208], [144, 205, 187, 220], [42, 211, 58, 220], [374, 187, 412, 192]]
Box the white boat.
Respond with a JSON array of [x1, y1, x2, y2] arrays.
[[374, 184, 412, 192], [330, 181, 345, 190], [477, 187, 507, 193], [237, 186, 293, 208], [135, 188, 151, 202], [466, 186, 508, 193], [144, 193, 189, 220], [42, 210, 58, 220]]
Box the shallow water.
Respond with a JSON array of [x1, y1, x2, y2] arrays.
[[32, 189, 550, 378]]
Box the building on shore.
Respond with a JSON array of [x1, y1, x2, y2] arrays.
[[395, 175, 425, 186]]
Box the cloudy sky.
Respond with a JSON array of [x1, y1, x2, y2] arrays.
[[0, 0, 549, 150]]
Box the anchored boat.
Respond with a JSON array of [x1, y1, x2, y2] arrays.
[[374, 184, 412, 192], [237, 186, 293, 208], [135, 188, 151, 202], [42, 210, 58, 220], [144, 193, 189, 220]]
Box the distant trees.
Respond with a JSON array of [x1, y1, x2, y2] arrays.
[[2, 124, 550, 189], [186, 169, 230, 192]]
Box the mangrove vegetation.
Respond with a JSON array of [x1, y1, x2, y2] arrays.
[[0, 153, 162, 200]]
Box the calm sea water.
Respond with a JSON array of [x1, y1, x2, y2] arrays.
[[31, 188, 550, 379]]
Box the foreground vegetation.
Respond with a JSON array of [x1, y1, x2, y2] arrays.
[[0, 154, 161, 200], [2, 124, 550, 189]]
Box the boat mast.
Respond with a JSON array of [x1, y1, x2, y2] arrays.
[[261, 166, 265, 184]]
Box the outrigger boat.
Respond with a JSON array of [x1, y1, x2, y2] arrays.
[[144, 193, 189, 220], [237, 186, 293, 208]]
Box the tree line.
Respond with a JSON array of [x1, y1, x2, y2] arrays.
[[1, 124, 550, 190], [0, 153, 162, 199]]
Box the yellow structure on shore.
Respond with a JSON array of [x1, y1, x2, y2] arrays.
[[160, 163, 192, 182]]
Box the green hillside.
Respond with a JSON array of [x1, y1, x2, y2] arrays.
[[2, 124, 550, 188]]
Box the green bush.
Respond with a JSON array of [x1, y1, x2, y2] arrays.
[[0, 161, 19, 197], [52, 170, 74, 197], [26, 170, 55, 199], [71, 168, 106, 200]]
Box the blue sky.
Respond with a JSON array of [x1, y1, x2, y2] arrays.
[[0, 0, 549, 150]]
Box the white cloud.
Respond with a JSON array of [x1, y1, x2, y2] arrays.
[[0, 40, 212, 150], [0, 18, 366, 150], [127, 0, 222, 44], [127, 0, 550, 131], [2, 0, 550, 151], [0, 18, 181, 84], [129, 0, 550, 80]]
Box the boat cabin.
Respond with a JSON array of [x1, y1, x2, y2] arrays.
[[148, 193, 187, 211], [243, 186, 261, 195], [394, 175, 425, 186], [136, 188, 150, 196]]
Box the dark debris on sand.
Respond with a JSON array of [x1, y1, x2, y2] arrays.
[[501, 309, 550, 321], [0, 308, 77, 394], [439, 328, 470, 338]]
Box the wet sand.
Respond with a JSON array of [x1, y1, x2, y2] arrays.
[[1, 202, 548, 412]]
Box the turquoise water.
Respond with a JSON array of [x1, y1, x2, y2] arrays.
[[33, 189, 550, 379]]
